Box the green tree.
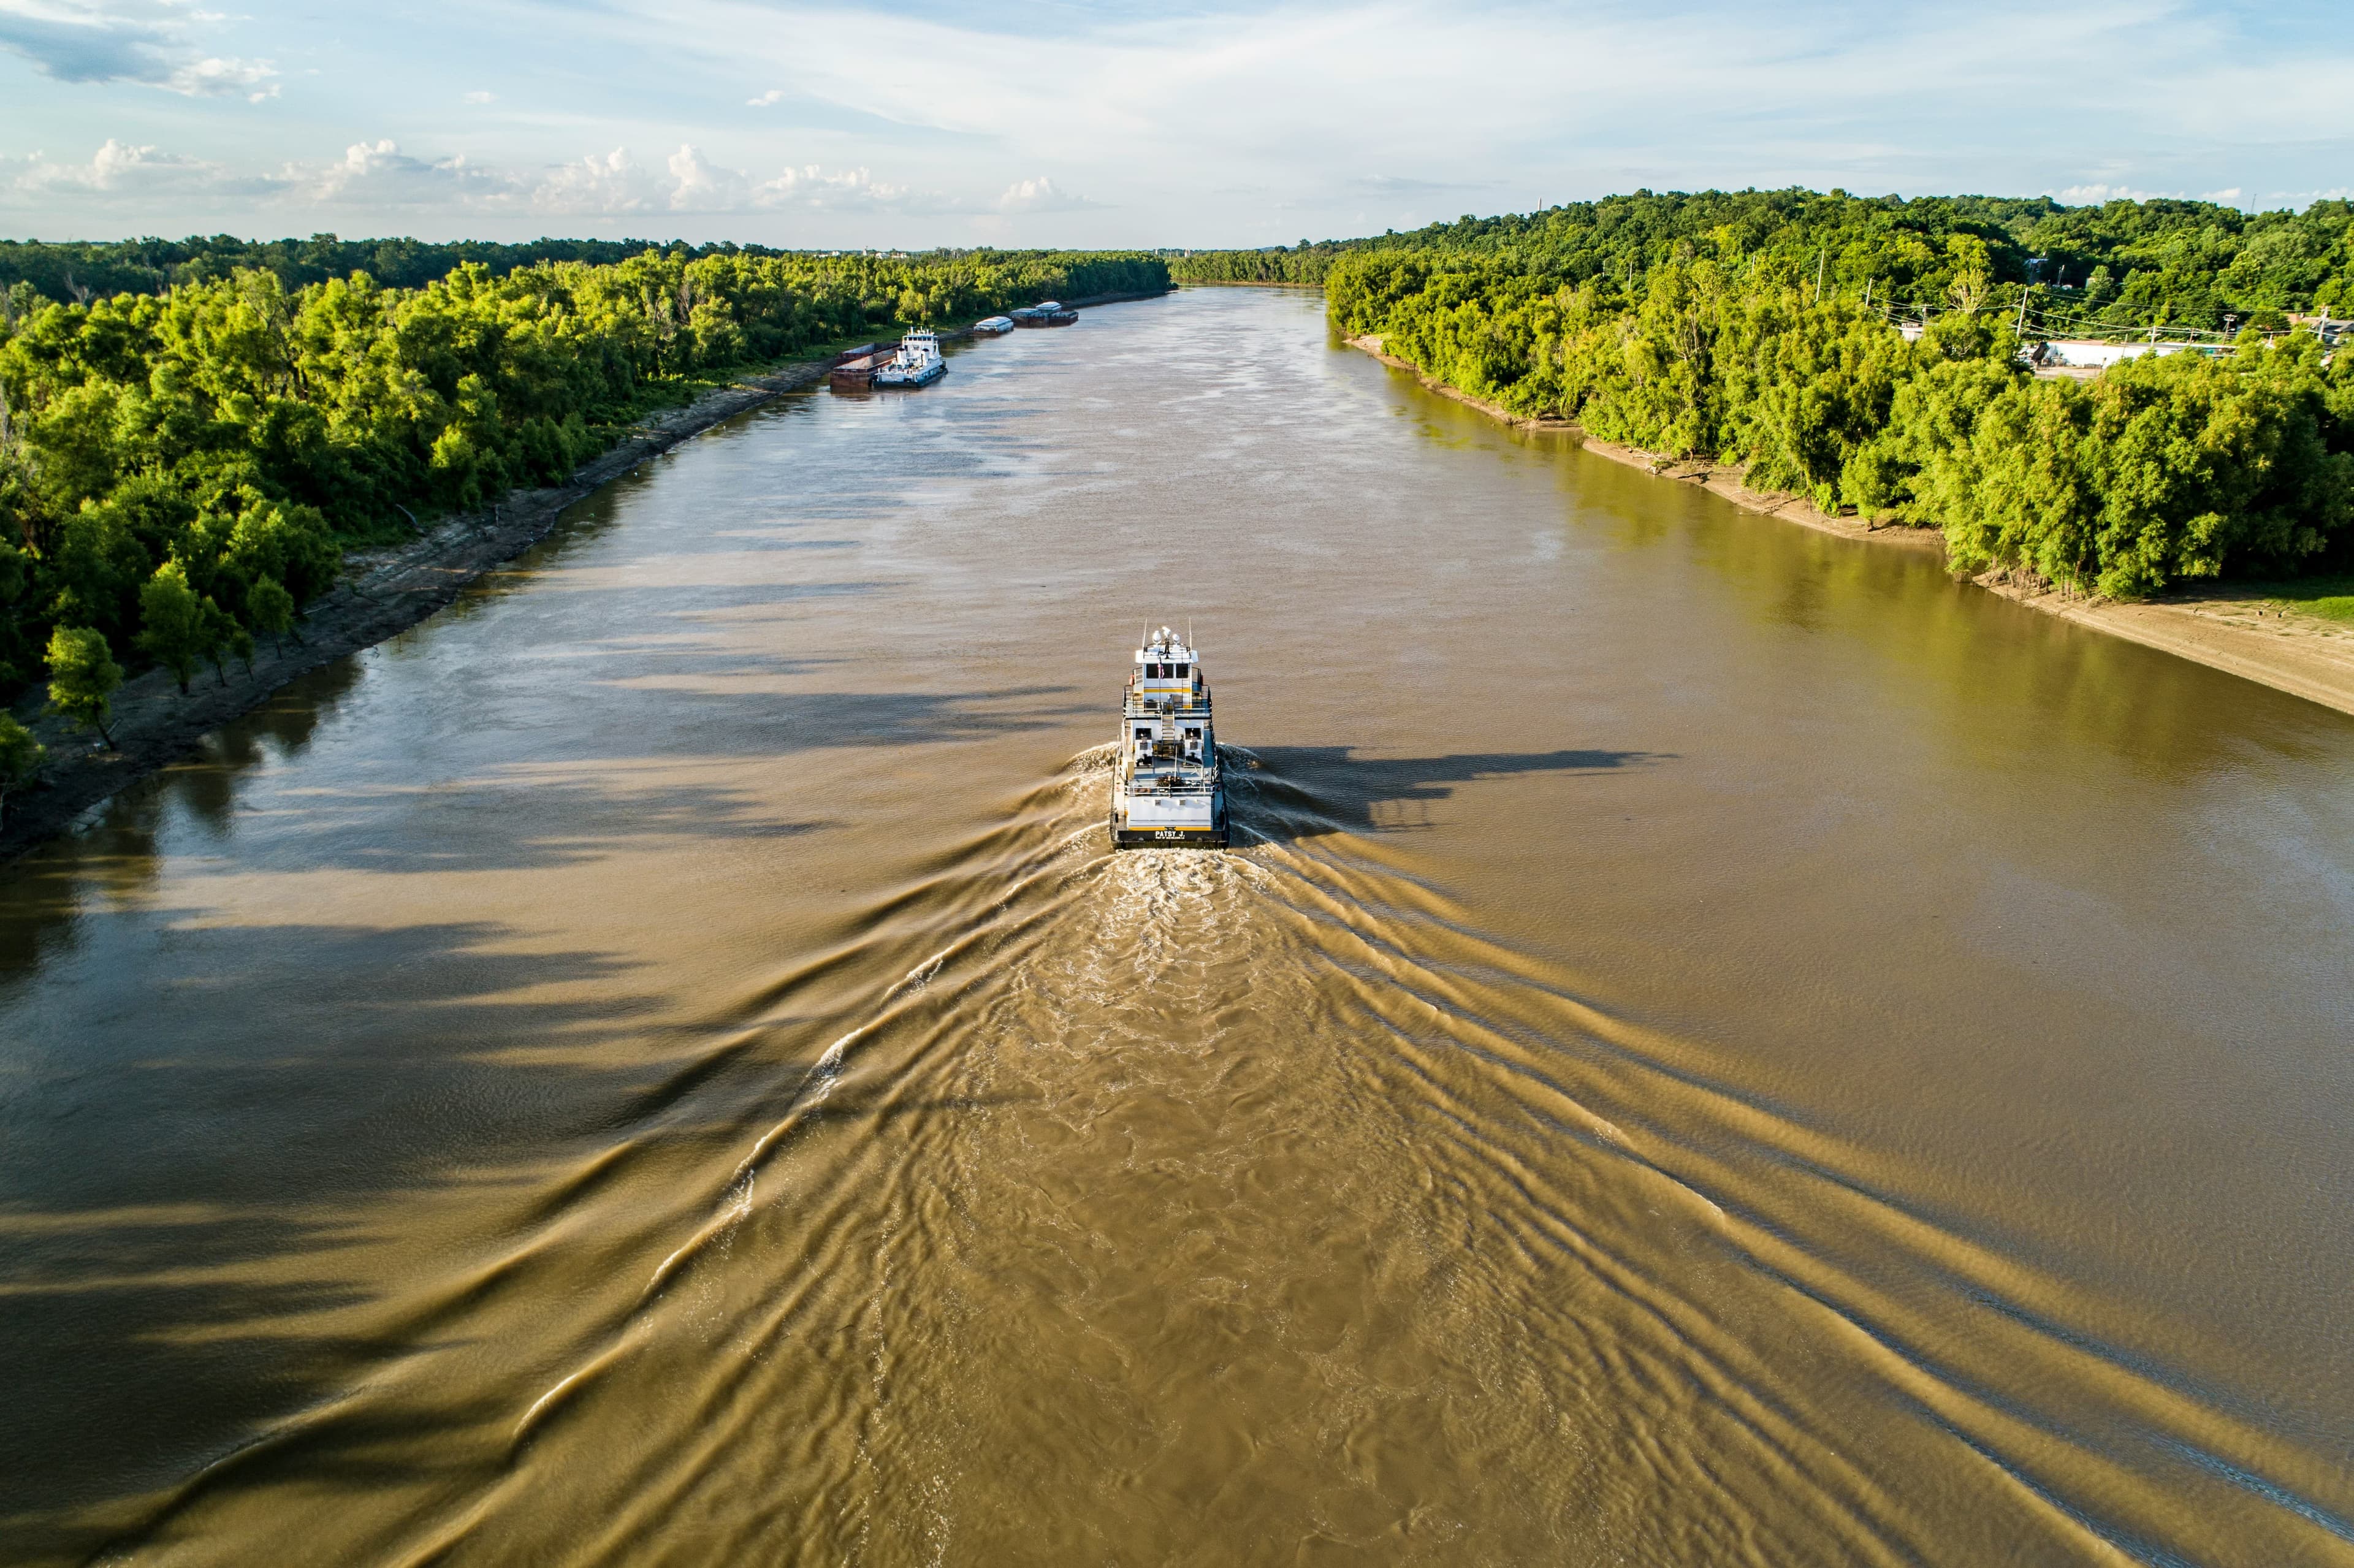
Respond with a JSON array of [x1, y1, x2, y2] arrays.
[[0, 711, 41, 827], [45, 625, 122, 745], [199, 595, 235, 687], [137, 560, 208, 695], [248, 574, 297, 650]]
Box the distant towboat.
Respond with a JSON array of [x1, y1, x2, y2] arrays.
[[973, 315, 1015, 335], [872, 328, 947, 387], [1010, 301, 1078, 327]]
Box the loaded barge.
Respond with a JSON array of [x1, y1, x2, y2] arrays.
[[1111, 626, 1228, 849]]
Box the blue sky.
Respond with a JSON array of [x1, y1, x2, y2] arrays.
[[2, 0, 2349, 244]]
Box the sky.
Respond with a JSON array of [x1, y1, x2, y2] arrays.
[[1, 0, 2350, 246]]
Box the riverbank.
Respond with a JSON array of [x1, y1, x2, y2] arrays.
[[0, 359, 832, 864], [1346, 333, 2354, 720], [0, 289, 1169, 864]]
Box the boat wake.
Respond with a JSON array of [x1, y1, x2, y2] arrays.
[[91, 744, 2354, 1568]]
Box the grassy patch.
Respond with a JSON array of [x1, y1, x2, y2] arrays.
[[2254, 575, 2354, 623]]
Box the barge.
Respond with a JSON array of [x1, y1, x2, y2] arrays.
[[1111, 626, 1228, 849], [1011, 301, 1078, 327], [827, 341, 888, 391]]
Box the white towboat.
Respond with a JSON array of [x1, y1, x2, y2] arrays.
[[973, 315, 1015, 335], [1112, 626, 1228, 849], [872, 328, 946, 387]]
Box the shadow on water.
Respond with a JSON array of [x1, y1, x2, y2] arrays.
[[0, 661, 374, 980], [1238, 745, 1666, 843], [234, 781, 835, 875], [0, 910, 666, 1540], [0, 749, 1038, 1559], [464, 680, 1097, 769], [0, 896, 1025, 1563]]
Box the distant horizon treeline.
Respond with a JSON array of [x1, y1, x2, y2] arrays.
[[0, 246, 1168, 705], [0, 234, 1086, 307], [1178, 189, 2354, 598], [1172, 189, 2354, 330]]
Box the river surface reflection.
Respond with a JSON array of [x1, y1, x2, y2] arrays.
[[4, 287, 2352, 1567]]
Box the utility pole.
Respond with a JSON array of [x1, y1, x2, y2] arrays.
[[2015, 284, 2031, 338], [1814, 249, 1826, 305]]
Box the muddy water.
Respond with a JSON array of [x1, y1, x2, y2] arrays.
[[5, 287, 2354, 1567]]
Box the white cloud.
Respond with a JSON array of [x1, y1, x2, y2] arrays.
[[527, 146, 661, 213], [299, 137, 510, 207], [0, 0, 273, 97], [566, 0, 2354, 238], [755, 162, 915, 211], [666, 142, 748, 209], [167, 52, 275, 99], [2055, 183, 2158, 204], [6, 0, 2352, 241], [4, 136, 219, 192], [0, 136, 986, 223], [996, 175, 1097, 213], [463, 88, 495, 104]]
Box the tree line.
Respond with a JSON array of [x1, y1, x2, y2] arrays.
[[0, 246, 1169, 743], [1178, 190, 2353, 599], [1174, 188, 2354, 331], [0, 234, 953, 308]]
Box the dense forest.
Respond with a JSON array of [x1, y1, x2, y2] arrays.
[[0, 246, 1167, 707], [1178, 190, 2354, 598], [1173, 189, 2354, 329], [0, 234, 901, 305]]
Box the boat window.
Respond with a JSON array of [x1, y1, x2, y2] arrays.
[[1146, 663, 1164, 678], [1173, 663, 1189, 677]]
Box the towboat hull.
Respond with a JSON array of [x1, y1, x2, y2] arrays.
[[1111, 803, 1230, 850], [874, 360, 946, 387]]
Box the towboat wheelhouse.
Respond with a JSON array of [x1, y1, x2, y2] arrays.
[[1112, 626, 1228, 849]]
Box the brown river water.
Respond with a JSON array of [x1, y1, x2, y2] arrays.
[[4, 286, 2353, 1567]]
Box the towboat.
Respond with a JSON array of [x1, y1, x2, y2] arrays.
[[973, 315, 1015, 335], [872, 328, 946, 387], [1111, 626, 1228, 849]]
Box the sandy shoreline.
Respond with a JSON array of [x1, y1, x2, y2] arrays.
[[0, 289, 1171, 864], [1347, 333, 2354, 720]]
